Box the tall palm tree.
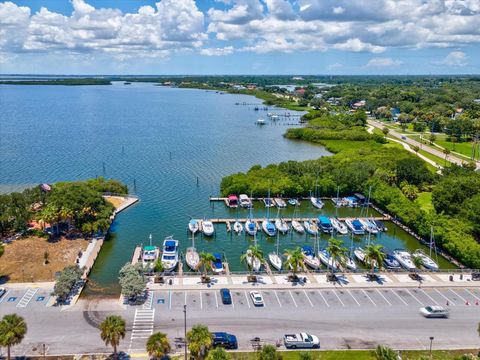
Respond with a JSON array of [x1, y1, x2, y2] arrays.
[[146, 332, 171, 359], [0, 313, 27, 360], [240, 244, 263, 275], [187, 324, 213, 360], [99, 315, 126, 358], [326, 238, 347, 275], [198, 252, 215, 277], [364, 244, 385, 276], [283, 248, 304, 277]]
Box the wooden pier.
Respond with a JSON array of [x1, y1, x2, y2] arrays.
[[131, 245, 142, 266], [194, 216, 390, 224]]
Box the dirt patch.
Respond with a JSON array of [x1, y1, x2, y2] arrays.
[[0, 236, 89, 282], [103, 195, 127, 209]]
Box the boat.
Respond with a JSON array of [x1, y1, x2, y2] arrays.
[[359, 218, 378, 234], [303, 220, 318, 235], [239, 194, 253, 208], [317, 216, 333, 233], [343, 255, 357, 271], [331, 197, 347, 207], [233, 221, 243, 234], [310, 196, 324, 209], [246, 249, 261, 272], [353, 247, 367, 264], [374, 219, 387, 232], [330, 218, 348, 235], [185, 233, 200, 271], [202, 220, 215, 237], [413, 249, 439, 271], [274, 218, 289, 234], [256, 118, 266, 125], [274, 198, 287, 208], [263, 197, 275, 207], [188, 219, 199, 234], [262, 220, 277, 237], [318, 250, 339, 271], [383, 251, 401, 270], [288, 198, 300, 206], [291, 220, 304, 234], [269, 232, 282, 271], [245, 219, 257, 236], [226, 195, 239, 208], [211, 253, 224, 273], [302, 245, 321, 269], [142, 235, 160, 271], [393, 249, 417, 271], [345, 218, 365, 235], [161, 237, 179, 272], [343, 196, 359, 207]]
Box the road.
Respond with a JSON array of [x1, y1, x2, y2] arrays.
[[1, 285, 480, 356]]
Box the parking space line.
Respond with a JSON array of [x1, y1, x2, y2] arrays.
[[0, 290, 10, 304], [184, 291, 187, 306], [261, 291, 267, 307], [449, 289, 467, 303], [376, 289, 392, 306], [199, 291, 203, 309], [288, 291, 298, 308], [274, 290, 282, 307], [419, 289, 439, 306], [347, 290, 360, 306], [405, 289, 424, 306], [17, 288, 38, 308], [317, 290, 329, 307], [169, 291, 172, 310], [434, 288, 455, 306], [214, 291, 219, 308], [303, 290, 314, 307], [390, 289, 408, 306], [361, 290, 376, 307], [333, 290, 345, 307], [244, 291, 251, 309], [465, 289, 480, 302]]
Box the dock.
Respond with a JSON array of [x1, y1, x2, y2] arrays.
[[192, 217, 390, 224], [131, 245, 142, 266]]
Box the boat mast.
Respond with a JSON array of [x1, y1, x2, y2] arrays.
[[149, 234, 152, 247], [276, 229, 280, 256], [266, 188, 271, 221], [335, 185, 340, 218]]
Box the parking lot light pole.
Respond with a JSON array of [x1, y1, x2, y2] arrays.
[[429, 336, 434, 358], [184, 304, 187, 360]]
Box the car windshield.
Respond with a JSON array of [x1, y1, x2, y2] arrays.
[[307, 335, 313, 342], [425, 306, 432, 312]]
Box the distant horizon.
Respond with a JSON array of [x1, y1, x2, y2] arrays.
[[1, 73, 479, 77]]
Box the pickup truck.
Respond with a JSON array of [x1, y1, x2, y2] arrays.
[[284, 333, 320, 349], [212, 332, 238, 349]]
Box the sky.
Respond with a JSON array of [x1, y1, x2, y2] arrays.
[[0, 0, 479, 75]]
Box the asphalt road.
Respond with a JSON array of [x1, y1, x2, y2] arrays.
[[1, 286, 479, 356]]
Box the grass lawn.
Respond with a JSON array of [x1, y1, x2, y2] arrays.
[[417, 149, 445, 167], [415, 192, 434, 212], [434, 137, 479, 161]]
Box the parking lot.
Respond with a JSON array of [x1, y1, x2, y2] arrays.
[[148, 287, 480, 312], [0, 287, 53, 310]]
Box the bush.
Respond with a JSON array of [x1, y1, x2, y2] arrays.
[[53, 265, 83, 302]]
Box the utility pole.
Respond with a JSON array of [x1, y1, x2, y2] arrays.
[[184, 304, 187, 360], [429, 336, 434, 358]]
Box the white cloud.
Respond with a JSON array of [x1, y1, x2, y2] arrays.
[[200, 46, 234, 56], [326, 62, 343, 70], [434, 50, 468, 66], [366, 57, 403, 67], [332, 7, 345, 14], [333, 38, 385, 53]]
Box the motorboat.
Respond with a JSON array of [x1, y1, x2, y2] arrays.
[[343, 196, 359, 207], [310, 196, 324, 209], [330, 218, 348, 235], [291, 220, 304, 234], [374, 219, 387, 232], [188, 219, 199, 234], [345, 218, 365, 235], [318, 250, 339, 271], [302, 246, 321, 269], [359, 218, 378, 234], [245, 219, 257, 236], [413, 249, 439, 271], [161, 237, 179, 272], [343, 255, 357, 271], [142, 245, 159, 271], [393, 249, 417, 271], [262, 220, 277, 237], [268, 252, 282, 271], [202, 220, 215, 237], [353, 247, 367, 264], [274, 218, 289, 234], [246, 249, 261, 272], [274, 198, 287, 208], [239, 194, 253, 208], [225, 195, 239, 208], [233, 221, 243, 234], [317, 216, 333, 233], [288, 198, 300, 206], [383, 251, 401, 270], [256, 118, 266, 125], [211, 253, 224, 273], [263, 197, 275, 207], [303, 220, 318, 235], [331, 197, 347, 207]]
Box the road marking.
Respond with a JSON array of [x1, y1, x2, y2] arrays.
[[260, 291, 267, 308], [347, 290, 360, 306], [465, 288, 480, 302], [303, 290, 314, 307], [449, 289, 467, 303], [405, 289, 424, 306], [434, 288, 455, 306], [17, 288, 38, 308], [419, 289, 439, 306], [288, 291, 298, 308], [361, 290, 376, 307], [169, 291, 172, 310], [199, 291, 203, 309], [317, 290, 329, 307], [184, 291, 187, 306], [274, 290, 282, 307], [332, 290, 345, 307], [0, 290, 10, 304], [143, 291, 153, 310], [376, 289, 392, 306], [390, 289, 408, 306], [244, 291, 251, 309], [214, 291, 219, 308], [129, 308, 155, 352]]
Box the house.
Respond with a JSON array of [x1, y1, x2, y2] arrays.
[[295, 88, 306, 96], [351, 100, 366, 109], [246, 84, 257, 90], [292, 76, 304, 80]]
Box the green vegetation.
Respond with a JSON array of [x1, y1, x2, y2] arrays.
[[187, 324, 213, 360], [207, 347, 232, 360], [0, 78, 111, 86], [118, 263, 146, 300], [146, 332, 171, 359], [0, 314, 27, 360], [53, 265, 83, 303], [99, 315, 126, 358], [415, 192, 434, 212]]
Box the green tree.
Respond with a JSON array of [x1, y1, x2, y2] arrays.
[[326, 238, 347, 275], [146, 332, 171, 359], [187, 324, 213, 360], [258, 344, 282, 360], [365, 244, 385, 275], [373, 345, 397, 360], [240, 244, 264, 275], [206, 347, 232, 360], [118, 263, 145, 300], [53, 265, 83, 302], [100, 315, 126, 358], [382, 127, 389, 138], [0, 314, 27, 360], [283, 248, 304, 276], [429, 133, 437, 144], [198, 252, 216, 277]]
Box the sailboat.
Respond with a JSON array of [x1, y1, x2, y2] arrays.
[[188, 219, 199, 234], [413, 227, 439, 270], [268, 231, 282, 271], [233, 221, 243, 234], [202, 220, 215, 237], [246, 249, 261, 272], [262, 189, 277, 237], [331, 218, 349, 235], [291, 203, 304, 233], [302, 233, 321, 269], [318, 249, 339, 271], [185, 232, 200, 271], [303, 219, 318, 235]]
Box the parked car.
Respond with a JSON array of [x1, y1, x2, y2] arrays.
[[249, 290, 264, 306], [212, 332, 238, 349], [419, 306, 449, 318], [220, 288, 232, 305], [284, 333, 320, 349], [0, 287, 6, 299]]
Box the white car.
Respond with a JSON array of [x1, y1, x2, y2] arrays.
[[250, 291, 264, 306], [419, 306, 449, 318]]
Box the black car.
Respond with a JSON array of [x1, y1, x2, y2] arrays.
[[220, 288, 232, 305], [212, 332, 238, 349]]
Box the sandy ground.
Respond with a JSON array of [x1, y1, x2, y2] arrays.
[[0, 236, 89, 282], [103, 195, 125, 209]]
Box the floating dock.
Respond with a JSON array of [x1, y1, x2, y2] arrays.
[[195, 217, 389, 225]]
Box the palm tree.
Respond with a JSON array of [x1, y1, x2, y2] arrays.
[[443, 148, 451, 165], [0, 313, 27, 360], [198, 251, 215, 278], [374, 345, 397, 360], [146, 332, 171, 359], [326, 238, 347, 278], [99, 315, 126, 358], [206, 347, 231, 360], [283, 247, 304, 280], [187, 324, 213, 360], [364, 244, 385, 277], [240, 244, 264, 275]]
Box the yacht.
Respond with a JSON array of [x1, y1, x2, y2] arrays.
[[202, 221, 215, 237], [413, 249, 439, 271], [302, 246, 321, 269], [318, 216, 333, 233], [310, 196, 324, 209], [239, 194, 253, 208], [331, 218, 349, 235], [275, 218, 289, 234], [345, 218, 365, 235], [383, 251, 401, 270], [318, 250, 339, 271], [291, 220, 305, 234], [262, 220, 277, 237], [226, 195, 239, 208], [142, 245, 159, 271], [161, 237, 179, 272], [245, 219, 257, 236], [303, 220, 318, 235], [393, 249, 417, 271], [188, 219, 199, 234]]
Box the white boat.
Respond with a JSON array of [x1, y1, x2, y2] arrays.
[[331, 218, 349, 235], [246, 249, 261, 272], [359, 218, 378, 234], [262, 220, 277, 237], [274, 218, 289, 234], [302, 246, 321, 269], [142, 235, 160, 271], [353, 247, 367, 264], [345, 218, 365, 235], [310, 196, 324, 209], [245, 219, 257, 236], [303, 220, 318, 235], [263, 197, 275, 207], [274, 198, 287, 208], [268, 253, 282, 271], [393, 249, 417, 271], [233, 221, 243, 234], [161, 237, 179, 272], [202, 221, 215, 237], [185, 233, 199, 271], [256, 118, 266, 125], [239, 194, 253, 208], [288, 198, 300, 206], [413, 249, 438, 270], [318, 250, 339, 271], [291, 220, 304, 234], [188, 219, 199, 234], [343, 255, 357, 271]]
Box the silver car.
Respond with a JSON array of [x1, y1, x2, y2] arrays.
[[419, 306, 449, 318], [250, 291, 264, 306]]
